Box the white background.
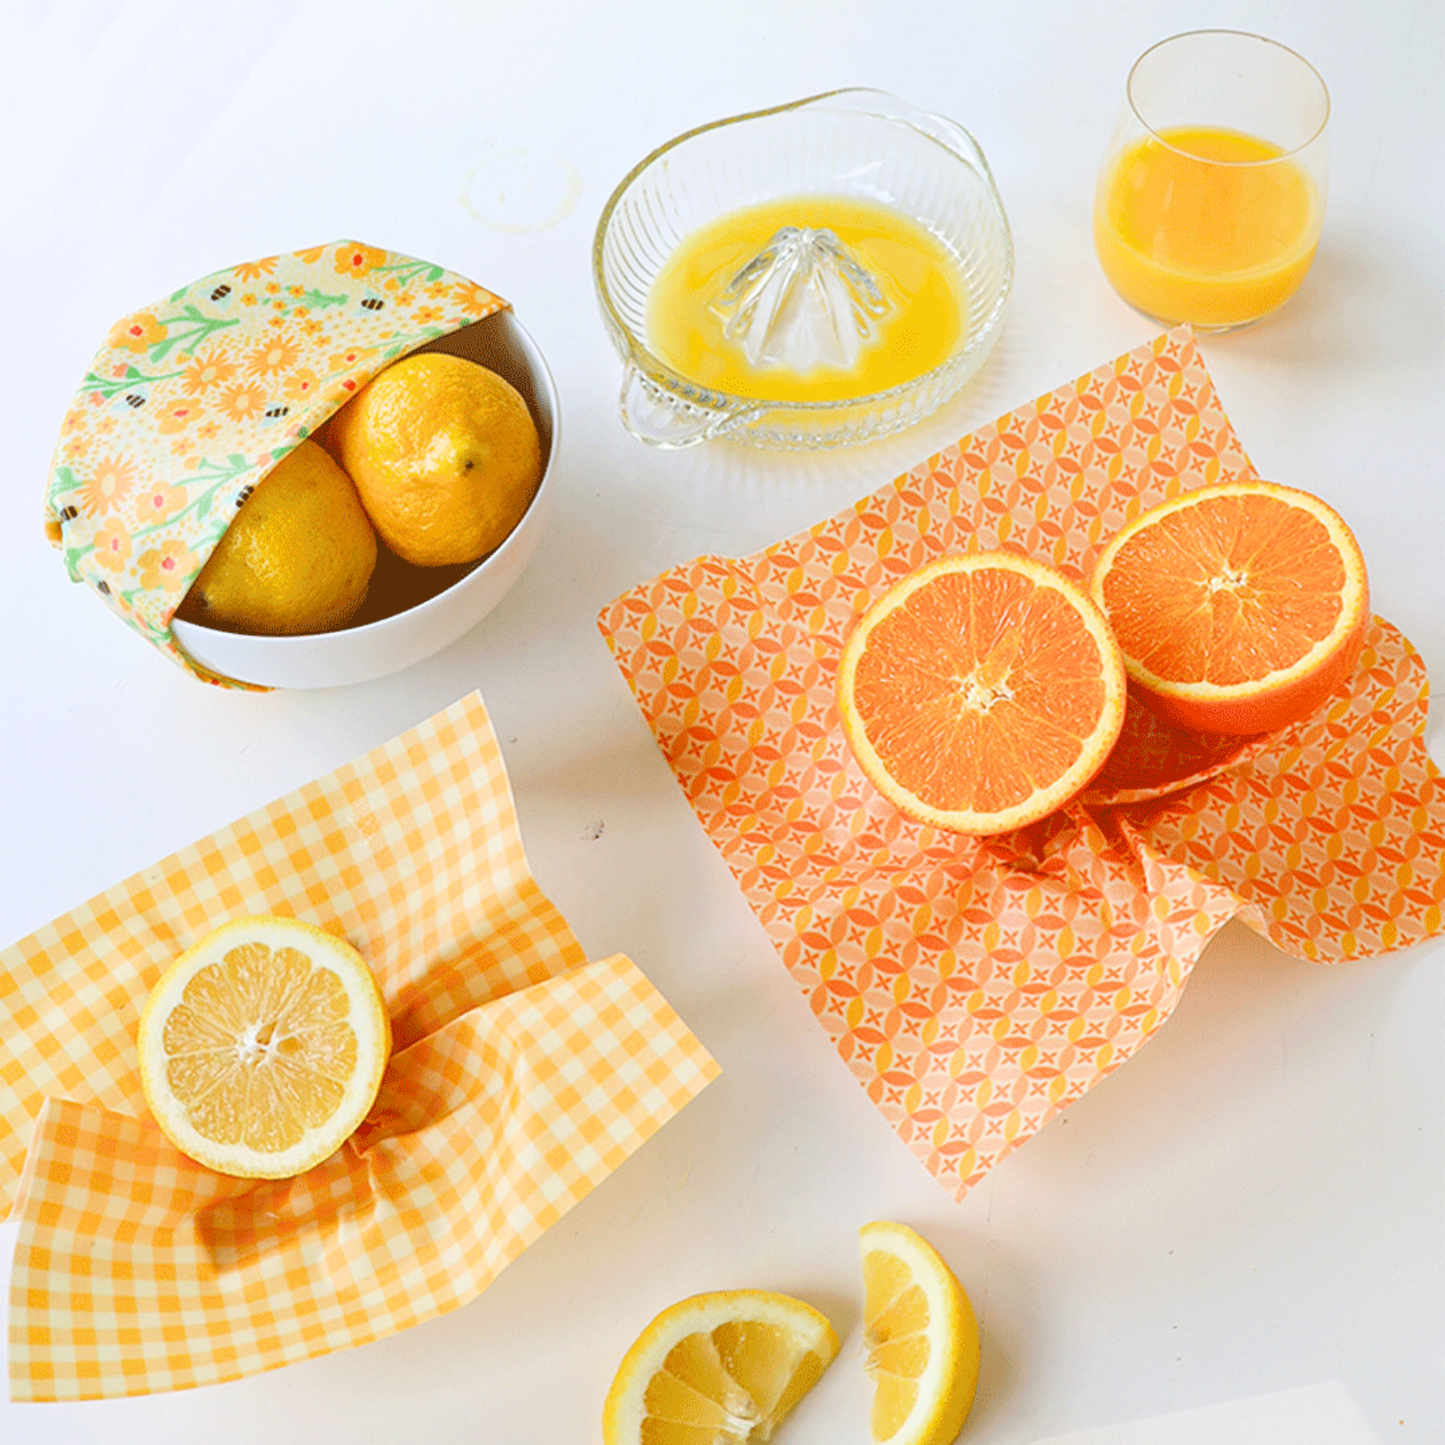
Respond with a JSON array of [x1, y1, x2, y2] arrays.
[[2, 1, 1443, 1441]]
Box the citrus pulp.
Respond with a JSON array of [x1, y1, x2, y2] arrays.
[[859, 1221, 979, 1445], [137, 915, 391, 1179], [1089, 479, 1369, 734], [837, 551, 1127, 834], [602, 1288, 840, 1444]]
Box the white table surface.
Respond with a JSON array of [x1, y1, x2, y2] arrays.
[[3, 2, 1443, 1441]]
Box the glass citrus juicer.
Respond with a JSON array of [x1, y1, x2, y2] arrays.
[[593, 89, 1013, 450]]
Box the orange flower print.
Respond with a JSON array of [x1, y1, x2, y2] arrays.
[[157, 397, 204, 435], [107, 311, 169, 354], [220, 382, 267, 423], [328, 345, 377, 375], [451, 281, 498, 314], [334, 243, 388, 280], [182, 351, 238, 394], [247, 337, 301, 376], [91, 518, 132, 573], [78, 455, 136, 514], [412, 305, 443, 326], [196, 419, 223, 443], [233, 255, 278, 281], [284, 367, 321, 402], [134, 481, 184, 525], [296, 245, 326, 264], [59, 401, 89, 437], [138, 538, 198, 594]]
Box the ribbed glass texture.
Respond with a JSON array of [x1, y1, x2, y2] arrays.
[[593, 89, 1013, 450]]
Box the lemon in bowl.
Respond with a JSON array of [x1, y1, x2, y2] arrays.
[[328, 351, 543, 569], [175, 439, 377, 636], [171, 309, 558, 690]]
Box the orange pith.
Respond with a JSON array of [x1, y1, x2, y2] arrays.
[[837, 552, 1127, 835], [1090, 480, 1369, 735]]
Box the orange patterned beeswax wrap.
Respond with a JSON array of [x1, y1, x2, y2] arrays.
[[598, 327, 1445, 1201], [45, 241, 506, 683], [0, 693, 717, 1400]]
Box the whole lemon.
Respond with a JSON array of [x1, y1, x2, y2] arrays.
[[327, 352, 542, 568], [177, 438, 377, 635]]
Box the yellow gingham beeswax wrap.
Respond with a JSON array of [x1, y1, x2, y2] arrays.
[[599, 327, 1445, 1201], [0, 693, 718, 1400], [45, 241, 507, 683]]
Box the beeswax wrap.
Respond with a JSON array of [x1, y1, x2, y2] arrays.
[[598, 327, 1445, 1200], [45, 241, 507, 682], [1, 694, 717, 1399]]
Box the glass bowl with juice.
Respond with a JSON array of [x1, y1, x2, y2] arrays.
[[1094, 30, 1329, 331], [593, 89, 1013, 449]]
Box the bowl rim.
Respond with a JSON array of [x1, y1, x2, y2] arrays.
[[591, 86, 1015, 420], [171, 309, 559, 662]]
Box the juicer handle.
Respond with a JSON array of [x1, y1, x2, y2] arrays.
[[803, 88, 1007, 202], [617, 363, 755, 449]]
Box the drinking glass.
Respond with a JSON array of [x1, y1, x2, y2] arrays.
[[1093, 30, 1329, 331]]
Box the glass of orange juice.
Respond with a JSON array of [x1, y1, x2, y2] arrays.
[[1094, 30, 1329, 331]]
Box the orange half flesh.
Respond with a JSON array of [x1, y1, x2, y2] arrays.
[[837, 551, 1127, 835], [1090, 479, 1369, 734]]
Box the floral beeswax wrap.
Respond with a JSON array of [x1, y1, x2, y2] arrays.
[[45, 241, 507, 683], [598, 327, 1445, 1201], [0, 693, 718, 1400]]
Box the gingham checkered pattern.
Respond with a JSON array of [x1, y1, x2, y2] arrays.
[[1, 694, 717, 1399]]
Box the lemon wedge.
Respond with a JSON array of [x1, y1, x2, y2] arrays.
[[602, 1289, 840, 1444], [859, 1221, 980, 1445], [137, 915, 391, 1179]]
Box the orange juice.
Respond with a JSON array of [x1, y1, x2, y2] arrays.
[[646, 195, 966, 402], [1094, 124, 1322, 328]]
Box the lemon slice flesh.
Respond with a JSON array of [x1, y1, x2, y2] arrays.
[[602, 1289, 840, 1444], [137, 915, 391, 1179], [860, 1221, 980, 1445]]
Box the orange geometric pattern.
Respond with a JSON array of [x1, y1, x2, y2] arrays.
[[598, 328, 1445, 1200], [0, 694, 717, 1399]]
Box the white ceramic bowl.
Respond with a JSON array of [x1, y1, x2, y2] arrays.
[[172, 309, 558, 689]]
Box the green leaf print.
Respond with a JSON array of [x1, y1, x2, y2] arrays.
[[374, 259, 446, 288], [81, 363, 186, 400], [300, 289, 348, 309], [148, 304, 240, 362]]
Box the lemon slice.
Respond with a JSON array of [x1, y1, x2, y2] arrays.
[[602, 1289, 840, 1444], [137, 915, 391, 1179], [859, 1221, 980, 1445]]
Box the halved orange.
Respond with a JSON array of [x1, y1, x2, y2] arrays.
[[137, 916, 392, 1179], [1089, 479, 1370, 735], [837, 551, 1127, 835]]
